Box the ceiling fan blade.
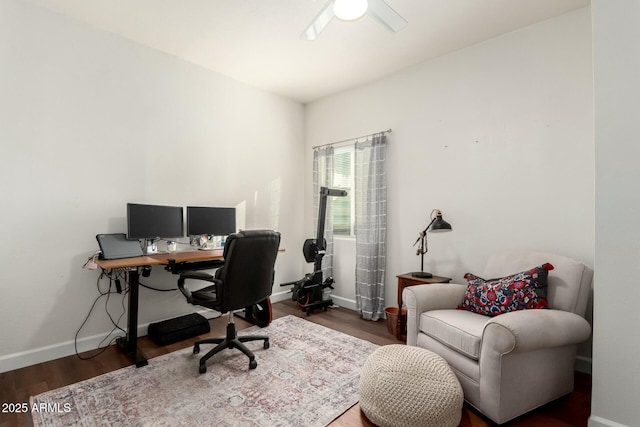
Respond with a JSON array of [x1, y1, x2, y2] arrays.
[[301, 0, 336, 41], [367, 0, 407, 33]]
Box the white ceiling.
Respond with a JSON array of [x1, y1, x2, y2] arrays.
[[26, 0, 590, 103]]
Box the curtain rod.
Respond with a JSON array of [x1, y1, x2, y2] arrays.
[[312, 128, 392, 150]]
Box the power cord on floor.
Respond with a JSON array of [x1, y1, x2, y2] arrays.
[[74, 269, 128, 360], [77, 265, 221, 360]]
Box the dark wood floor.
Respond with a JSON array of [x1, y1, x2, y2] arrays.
[[0, 299, 591, 427]]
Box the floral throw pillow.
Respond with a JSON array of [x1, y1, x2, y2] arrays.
[[457, 263, 554, 317]]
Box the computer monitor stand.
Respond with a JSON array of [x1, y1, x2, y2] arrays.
[[142, 239, 167, 255]]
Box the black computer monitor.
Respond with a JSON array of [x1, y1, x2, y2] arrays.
[[127, 203, 184, 240], [187, 206, 236, 236]]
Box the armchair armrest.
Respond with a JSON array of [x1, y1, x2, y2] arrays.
[[482, 309, 591, 355], [403, 283, 468, 346], [178, 271, 220, 304]]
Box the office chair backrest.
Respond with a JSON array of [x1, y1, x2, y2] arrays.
[[216, 229, 281, 311]]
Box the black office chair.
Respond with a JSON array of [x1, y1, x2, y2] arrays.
[[178, 229, 281, 373]]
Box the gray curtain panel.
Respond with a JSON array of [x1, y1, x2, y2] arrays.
[[354, 134, 387, 321], [312, 146, 335, 280]]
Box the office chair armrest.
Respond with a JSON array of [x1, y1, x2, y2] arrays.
[[178, 271, 220, 304], [180, 271, 216, 281]]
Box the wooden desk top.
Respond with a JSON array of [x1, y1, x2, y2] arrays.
[[95, 248, 224, 270], [95, 247, 284, 270]]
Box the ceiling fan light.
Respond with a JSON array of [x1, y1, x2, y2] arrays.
[[333, 0, 368, 21]]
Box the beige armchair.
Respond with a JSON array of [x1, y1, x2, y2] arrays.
[[403, 251, 592, 424]]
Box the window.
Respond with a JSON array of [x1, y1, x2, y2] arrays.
[[332, 146, 354, 236]]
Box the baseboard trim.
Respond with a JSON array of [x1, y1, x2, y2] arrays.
[[0, 330, 123, 374], [0, 294, 298, 374], [270, 290, 358, 312], [0, 309, 220, 374], [330, 295, 357, 311], [270, 290, 292, 304], [589, 415, 630, 427]]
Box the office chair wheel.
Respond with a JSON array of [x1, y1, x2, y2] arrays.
[[193, 344, 200, 354], [249, 359, 258, 370], [263, 339, 270, 349], [199, 364, 207, 374]]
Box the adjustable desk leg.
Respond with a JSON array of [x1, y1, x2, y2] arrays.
[[116, 267, 148, 367]]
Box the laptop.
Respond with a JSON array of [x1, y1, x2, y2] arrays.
[[96, 233, 144, 260]]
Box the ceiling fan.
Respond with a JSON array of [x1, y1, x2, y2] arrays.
[[302, 0, 407, 41]]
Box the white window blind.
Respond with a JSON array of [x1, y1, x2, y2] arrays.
[[332, 146, 354, 236]]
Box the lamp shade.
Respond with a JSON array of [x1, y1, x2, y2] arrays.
[[429, 210, 452, 233], [333, 0, 368, 21]]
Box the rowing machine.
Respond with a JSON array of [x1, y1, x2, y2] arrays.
[[281, 186, 347, 315]]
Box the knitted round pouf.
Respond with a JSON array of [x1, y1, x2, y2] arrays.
[[360, 345, 463, 427]]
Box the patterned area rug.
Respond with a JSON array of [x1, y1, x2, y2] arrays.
[[31, 315, 379, 427]]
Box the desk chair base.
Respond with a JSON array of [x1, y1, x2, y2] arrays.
[[193, 319, 269, 373]]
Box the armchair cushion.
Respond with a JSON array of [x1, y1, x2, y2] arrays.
[[420, 310, 488, 360], [457, 263, 553, 316]]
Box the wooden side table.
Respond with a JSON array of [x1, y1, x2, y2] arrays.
[[394, 273, 452, 340]]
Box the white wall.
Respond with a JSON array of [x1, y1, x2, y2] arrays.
[[305, 7, 593, 352], [0, 0, 304, 372], [590, 2, 640, 426]]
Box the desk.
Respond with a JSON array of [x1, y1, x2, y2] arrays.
[[96, 249, 225, 367]]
